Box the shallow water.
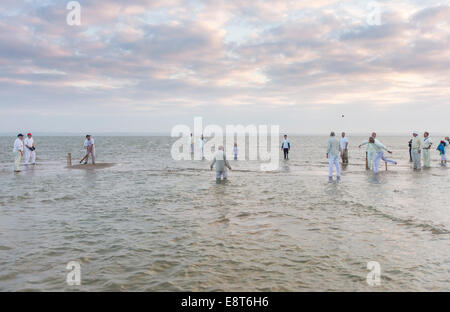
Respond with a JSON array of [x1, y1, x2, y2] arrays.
[[0, 136, 449, 291]]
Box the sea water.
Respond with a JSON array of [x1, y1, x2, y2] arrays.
[[0, 136, 448, 291]]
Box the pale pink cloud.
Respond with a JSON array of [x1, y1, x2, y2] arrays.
[[0, 0, 449, 132]]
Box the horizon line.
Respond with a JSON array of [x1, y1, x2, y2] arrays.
[[1, 131, 449, 137]]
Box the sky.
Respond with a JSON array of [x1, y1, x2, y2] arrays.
[[0, 0, 449, 135]]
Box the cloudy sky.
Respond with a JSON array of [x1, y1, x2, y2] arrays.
[[0, 0, 449, 134]]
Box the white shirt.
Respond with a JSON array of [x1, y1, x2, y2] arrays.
[[361, 138, 380, 151], [13, 138, 23, 152], [423, 137, 433, 149], [340, 137, 349, 150], [281, 139, 290, 149], [24, 137, 34, 149], [84, 138, 95, 148], [214, 150, 225, 161], [372, 141, 388, 153], [327, 137, 341, 157], [411, 136, 423, 149]]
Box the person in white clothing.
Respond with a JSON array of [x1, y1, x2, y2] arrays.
[[444, 137, 450, 158], [359, 132, 378, 170], [23, 133, 36, 165], [423, 132, 433, 168], [327, 132, 342, 182], [198, 135, 206, 160], [340, 132, 349, 164], [411, 131, 423, 170], [13, 134, 24, 172], [80, 134, 95, 164], [369, 137, 397, 173], [210, 146, 232, 182]]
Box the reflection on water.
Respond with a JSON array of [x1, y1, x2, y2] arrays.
[[280, 162, 290, 172], [0, 136, 449, 291]]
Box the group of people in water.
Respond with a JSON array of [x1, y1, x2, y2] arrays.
[[12, 133, 96, 172], [189, 133, 240, 162], [325, 131, 449, 182], [12, 133, 36, 172], [11, 132, 450, 183], [208, 131, 450, 183], [408, 134, 449, 167]]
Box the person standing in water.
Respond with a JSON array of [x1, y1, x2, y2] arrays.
[[437, 140, 447, 166], [13, 134, 24, 172], [80, 135, 95, 164], [233, 143, 238, 160], [369, 137, 397, 173], [210, 146, 232, 182], [23, 133, 36, 165], [359, 132, 378, 170], [198, 135, 206, 160], [408, 138, 413, 162], [281, 135, 290, 160], [411, 131, 423, 170], [340, 132, 349, 165], [189, 133, 194, 154], [327, 132, 341, 182], [445, 137, 450, 156], [423, 132, 433, 168]]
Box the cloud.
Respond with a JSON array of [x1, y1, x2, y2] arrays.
[[0, 0, 449, 133]]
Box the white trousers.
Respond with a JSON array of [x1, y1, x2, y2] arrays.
[[373, 152, 396, 173], [24, 149, 36, 164], [328, 155, 341, 177], [423, 149, 431, 168], [14, 150, 22, 171], [412, 149, 421, 169], [85, 149, 96, 164], [216, 171, 228, 179], [367, 151, 376, 169]]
